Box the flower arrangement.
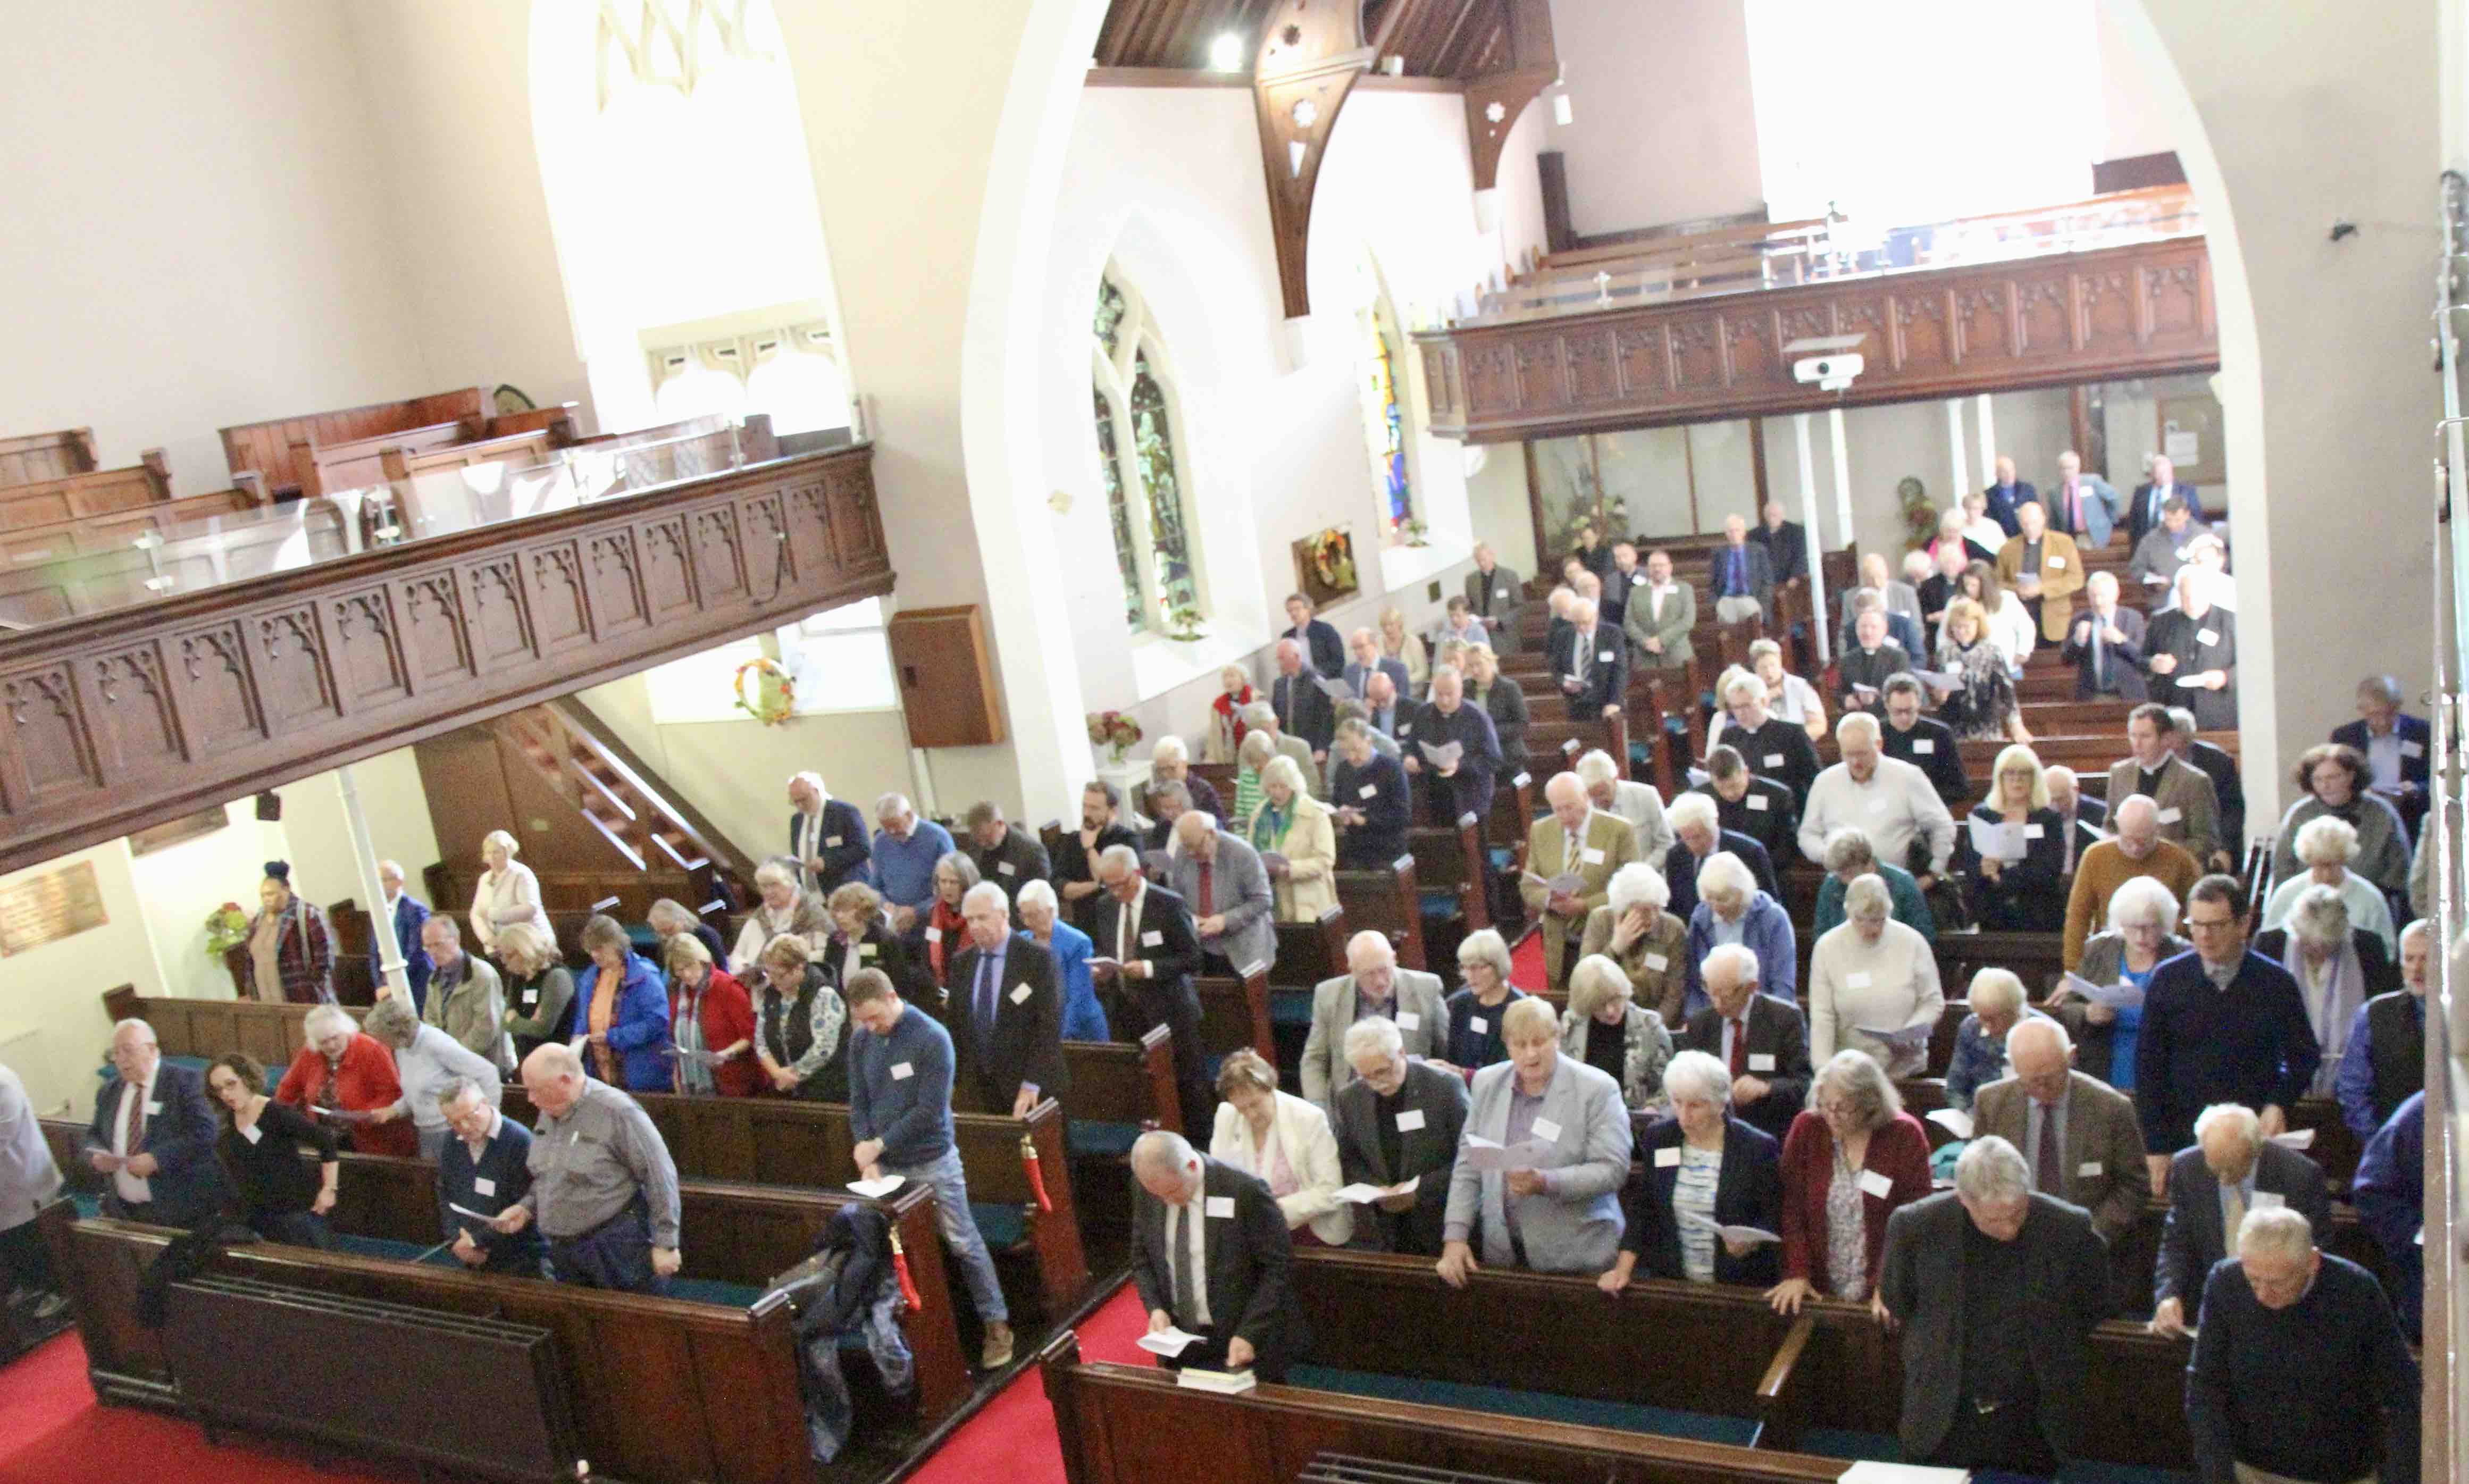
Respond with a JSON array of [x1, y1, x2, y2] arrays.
[[1398, 517, 1430, 548], [1161, 603, 1207, 642], [204, 902, 250, 961], [732, 657, 796, 725], [1086, 709, 1143, 764], [1897, 475, 1937, 551]]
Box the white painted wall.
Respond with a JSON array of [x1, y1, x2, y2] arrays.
[[0, 1, 437, 493], [0, 843, 167, 1120], [1545, 0, 1765, 236]]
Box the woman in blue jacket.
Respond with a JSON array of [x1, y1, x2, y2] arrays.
[[575, 914, 671, 1092]]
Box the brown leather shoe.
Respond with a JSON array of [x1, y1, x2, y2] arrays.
[[980, 1321, 1016, 1369]]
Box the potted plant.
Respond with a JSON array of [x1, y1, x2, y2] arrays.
[[1085, 710, 1144, 764], [1398, 517, 1429, 548], [1161, 604, 1207, 642], [204, 901, 250, 961]]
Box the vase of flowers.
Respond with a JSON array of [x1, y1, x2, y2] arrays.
[[1086, 710, 1143, 764], [1161, 604, 1207, 643], [204, 902, 250, 961]]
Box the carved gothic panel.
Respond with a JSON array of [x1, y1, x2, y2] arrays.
[[1722, 312, 1778, 385], [2, 664, 99, 804], [640, 517, 698, 625], [1669, 317, 1721, 390], [1513, 341, 1567, 413], [1954, 285, 2012, 362], [739, 492, 788, 605], [526, 542, 592, 654], [2079, 270, 2136, 351], [2145, 261, 2205, 344], [2013, 278, 2072, 356], [255, 607, 337, 728], [690, 506, 748, 607], [92, 647, 179, 775], [464, 557, 535, 668], [784, 482, 833, 583], [1420, 343, 1459, 419], [170, 622, 262, 756], [823, 468, 884, 573], [328, 588, 408, 711], [1463, 343, 1519, 417], [1564, 332, 1618, 405], [1613, 328, 1669, 399], [398, 573, 474, 690], [583, 531, 646, 640], [1894, 292, 1952, 371]]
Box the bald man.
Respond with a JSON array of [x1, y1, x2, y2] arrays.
[[1973, 1018, 2150, 1247], [490, 1043, 681, 1294], [1129, 1130, 1302, 1380]]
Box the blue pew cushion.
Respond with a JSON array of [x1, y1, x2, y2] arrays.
[[1269, 990, 1315, 1029], [969, 1201, 1028, 1251], [1419, 889, 1459, 918], [330, 1231, 433, 1262], [1068, 1120, 1142, 1160], [1288, 1365, 1758, 1447], [668, 1276, 763, 1309]]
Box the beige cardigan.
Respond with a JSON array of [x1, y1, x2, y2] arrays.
[[1250, 793, 1337, 923]]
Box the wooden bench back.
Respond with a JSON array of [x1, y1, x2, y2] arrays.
[[221, 388, 488, 499], [0, 426, 98, 488], [0, 450, 171, 532], [1335, 856, 1427, 973]]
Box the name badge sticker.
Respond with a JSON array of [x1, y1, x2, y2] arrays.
[[891, 1062, 915, 1080], [1205, 1196, 1235, 1219], [1581, 847, 1606, 865], [2254, 1190, 2286, 1210], [2076, 1162, 2102, 1177], [2196, 628, 2219, 646], [1532, 1117, 1564, 1142], [1858, 1168, 1894, 1199], [1846, 971, 1873, 989], [1010, 984, 1033, 1005], [2156, 807, 2182, 824], [1912, 739, 1935, 755], [145, 1100, 162, 1116], [1643, 952, 1669, 972], [1654, 1146, 1681, 1168], [998, 862, 1018, 876], [1763, 753, 1785, 767], [2024, 824, 2046, 840], [2403, 740, 2426, 758], [825, 835, 843, 848], [1468, 1017, 1488, 1035], [1359, 784, 1378, 800], [1749, 1053, 1777, 1071], [1142, 930, 1164, 947], [1395, 1012, 1421, 1032], [1396, 1109, 1427, 1132], [474, 1177, 497, 1196], [925, 927, 943, 943]]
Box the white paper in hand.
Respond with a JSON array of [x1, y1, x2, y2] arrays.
[[848, 1176, 906, 1198], [1857, 1022, 1934, 1049], [1713, 1223, 1781, 1246], [1333, 1177, 1419, 1204], [1417, 740, 1464, 769], [1966, 816, 2028, 862], [1461, 1135, 1542, 1172], [447, 1201, 499, 1223], [2063, 971, 2145, 1011], [1137, 1327, 1206, 1356], [2270, 1128, 2316, 1150], [1926, 1108, 1973, 1139]]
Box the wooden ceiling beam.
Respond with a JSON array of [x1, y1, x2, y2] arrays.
[[1252, 0, 1378, 317], [1460, 0, 1554, 189]]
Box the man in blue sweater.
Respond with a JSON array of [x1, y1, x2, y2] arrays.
[[2187, 1206, 2418, 1484], [437, 1076, 546, 1276], [2350, 1090, 2425, 1342], [845, 968, 1014, 1370]]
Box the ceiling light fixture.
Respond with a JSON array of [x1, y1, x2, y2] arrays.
[[1209, 32, 1245, 71]]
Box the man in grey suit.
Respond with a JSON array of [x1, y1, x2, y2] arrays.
[[1167, 813, 1275, 979], [1464, 542, 1523, 655], [1129, 1130, 1303, 1380], [1300, 930, 1448, 1107], [1437, 998, 1633, 1284], [1342, 627, 1411, 700], [1624, 548, 1696, 671], [1878, 1137, 2112, 1473], [1332, 1017, 1468, 1255], [2150, 1101, 2331, 1336], [1972, 1019, 2150, 1250]]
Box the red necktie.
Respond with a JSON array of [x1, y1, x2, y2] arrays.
[[1728, 1018, 1747, 1078], [121, 1083, 147, 1155], [1198, 861, 1214, 916]]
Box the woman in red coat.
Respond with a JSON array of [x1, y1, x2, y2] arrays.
[[273, 1003, 417, 1158], [665, 935, 761, 1096], [1768, 1048, 1934, 1316]]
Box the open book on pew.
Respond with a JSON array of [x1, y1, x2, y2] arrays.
[[1334, 1177, 1419, 1204], [2061, 972, 2145, 1011], [1175, 1365, 1258, 1394]]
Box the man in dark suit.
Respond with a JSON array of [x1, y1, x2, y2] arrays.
[[1341, 627, 1410, 701], [1664, 793, 1780, 925], [2128, 454, 2203, 548], [1400, 667, 1500, 828], [2333, 674, 2432, 840], [2337, 920, 2429, 1139], [1282, 593, 1344, 678], [1750, 501, 1806, 583], [1695, 745, 1795, 864], [1052, 780, 1137, 938], [2135, 877, 2321, 1186], [2149, 1101, 2332, 1336], [1710, 514, 1775, 623], [788, 771, 873, 896], [1552, 597, 1627, 723], [1879, 677, 1968, 799], [944, 882, 1066, 1117], [1330, 1016, 1468, 1255], [2061, 572, 2148, 703], [1464, 542, 1524, 655], [1710, 671, 1820, 813], [1681, 943, 1811, 1140], [83, 1020, 224, 1227], [1879, 1137, 2111, 1473], [1093, 847, 1211, 1133], [964, 802, 1051, 920], [2046, 766, 2106, 877], [2166, 707, 2246, 860], [1268, 639, 1337, 759], [1981, 455, 2036, 537], [373, 859, 433, 1012], [437, 1076, 546, 1276], [1600, 541, 1645, 631], [1130, 1130, 1303, 1380]]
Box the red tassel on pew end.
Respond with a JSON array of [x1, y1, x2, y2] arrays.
[[1021, 1134, 1054, 1214], [889, 1228, 924, 1311]]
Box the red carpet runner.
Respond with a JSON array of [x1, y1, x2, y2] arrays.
[[910, 1280, 1152, 1484]]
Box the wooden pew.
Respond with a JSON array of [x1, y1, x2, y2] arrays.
[[0, 426, 98, 488], [102, 985, 315, 1067], [1335, 857, 1429, 974], [0, 494, 349, 627], [1192, 969, 1275, 1066], [1523, 714, 1629, 783], [1273, 909, 1348, 989], [303, 1144, 974, 1425], [220, 387, 490, 501], [1286, 1247, 2193, 1468], [1060, 1024, 1183, 1136], [1406, 814, 1491, 986], [43, 1203, 816, 1484], [0, 478, 266, 568], [297, 417, 475, 497], [0, 449, 172, 532]]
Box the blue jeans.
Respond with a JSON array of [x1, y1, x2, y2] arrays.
[[881, 1146, 1006, 1325]]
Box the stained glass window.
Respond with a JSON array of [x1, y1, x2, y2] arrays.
[[1368, 329, 1412, 529], [1090, 267, 1206, 636], [1092, 385, 1143, 633]]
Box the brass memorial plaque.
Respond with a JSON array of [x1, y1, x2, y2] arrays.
[[0, 860, 107, 956]]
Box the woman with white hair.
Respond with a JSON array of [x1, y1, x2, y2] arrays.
[[2259, 814, 2398, 955], [1747, 637, 1827, 742], [1683, 851, 1796, 1017], [2254, 883, 2401, 1097], [1769, 1049, 1931, 1314], [1233, 728, 1279, 832], [1952, 744, 2069, 931], [1574, 749, 1674, 865], [1018, 879, 1110, 1041], [1577, 862, 1688, 1023], [466, 828, 541, 954], [1559, 954, 1676, 1112], [1204, 663, 1254, 765], [1445, 928, 1526, 1069], [1941, 968, 2050, 1114], [1597, 1050, 1782, 1292], [362, 994, 501, 1161], [271, 1004, 416, 1158], [731, 858, 832, 977], [1248, 753, 1335, 927], [2049, 875, 2187, 1091], [1808, 874, 1944, 1077]]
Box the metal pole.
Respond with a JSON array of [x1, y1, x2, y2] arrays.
[[1795, 414, 1829, 665], [335, 764, 408, 999], [1828, 407, 1855, 556]]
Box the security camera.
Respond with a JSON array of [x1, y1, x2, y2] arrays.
[[1792, 353, 1864, 392]]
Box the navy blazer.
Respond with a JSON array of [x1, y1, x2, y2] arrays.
[[790, 799, 874, 895], [374, 893, 434, 1012], [1553, 624, 1628, 722], [2135, 949, 2323, 1154], [438, 1114, 547, 1272], [2129, 481, 2205, 547], [1288, 619, 1344, 679], [2331, 715, 2432, 794], [1270, 672, 1337, 754], [943, 931, 1067, 1111], [1982, 481, 2036, 536], [84, 1061, 225, 1227], [1619, 1116, 1781, 1286]]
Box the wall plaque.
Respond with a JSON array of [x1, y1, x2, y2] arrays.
[[0, 860, 107, 956]]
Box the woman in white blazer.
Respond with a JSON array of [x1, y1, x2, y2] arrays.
[[1209, 1049, 1351, 1245], [467, 828, 542, 954]]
